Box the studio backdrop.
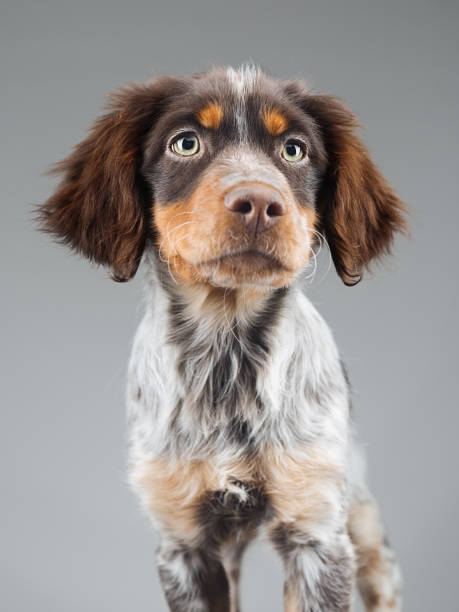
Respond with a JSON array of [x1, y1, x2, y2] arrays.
[[2, 1, 458, 611]]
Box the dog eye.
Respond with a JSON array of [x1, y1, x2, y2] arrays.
[[281, 140, 305, 162], [171, 134, 200, 156]]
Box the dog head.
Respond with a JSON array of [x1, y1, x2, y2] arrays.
[[38, 65, 406, 289]]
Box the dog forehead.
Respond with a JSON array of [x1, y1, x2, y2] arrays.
[[145, 67, 295, 161], [225, 64, 261, 90], [184, 66, 292, 139], [192, 64, 266, 103]]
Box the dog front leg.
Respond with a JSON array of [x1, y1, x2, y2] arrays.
[[157, 538, 230, 612], [271, 526, 355, 612]]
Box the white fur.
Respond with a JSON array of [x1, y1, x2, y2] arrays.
[[126, 253, 401, 611], [226, 64, 260, 140], [127, 262, 349, 468]]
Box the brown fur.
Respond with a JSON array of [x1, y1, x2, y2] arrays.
[[300, 95, 408, 285], [131, 454, 260, 545], [153, 161, 316, 289], [131, 457, 215, 543], [348, 497, 401, 610], [36, 78, 183, 281], [263, 108, 289, 136], [284, 585, 300, 612], [37, 72, 406, 288], [263, 449, 343, 530], [37, 67, 406, 612], [131, 446, 342, 548], [197, 102, 224, 129]]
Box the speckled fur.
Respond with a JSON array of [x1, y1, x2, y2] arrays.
[[39, 64, 406, 611]]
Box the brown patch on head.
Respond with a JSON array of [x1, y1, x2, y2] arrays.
[[263, 108, 289, 136], [197, 102, 224, 129]]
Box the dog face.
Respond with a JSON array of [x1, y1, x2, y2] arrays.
[[39, 65, 406, 288], [145, 67, 326, 289]]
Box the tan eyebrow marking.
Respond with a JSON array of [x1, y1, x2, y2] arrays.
[[263, 108, 289, 136], [197, 102, 224, 129]]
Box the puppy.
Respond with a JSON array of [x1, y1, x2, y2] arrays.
[[39, 65, 406, 611]]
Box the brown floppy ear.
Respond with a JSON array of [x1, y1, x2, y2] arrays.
[[38, 78, 177, 281], [302, 95, 407, 285]]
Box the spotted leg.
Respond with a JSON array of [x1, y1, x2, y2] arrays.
[[348, 493, 402, 611], [157, 538, 230, 612], [348, 447, 402, 611], [220, 536, 253, 612], [271, 525, 355, 612]]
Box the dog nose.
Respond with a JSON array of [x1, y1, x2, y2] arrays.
[[224, 184, 286, 233]]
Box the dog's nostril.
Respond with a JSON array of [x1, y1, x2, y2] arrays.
[[266, 202, 285, 217], [224, 186, 286, 226], [233, 199, 253, 214]]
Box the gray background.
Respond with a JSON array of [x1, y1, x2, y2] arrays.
[[2, 0, 458, 610]]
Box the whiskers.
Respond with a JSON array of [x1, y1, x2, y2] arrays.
[[156, 208, 331, 291], [157, 211, 195, 284], [303, 228, 332, 285]]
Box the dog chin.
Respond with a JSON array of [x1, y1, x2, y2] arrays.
[[198, 263, 296, 290]]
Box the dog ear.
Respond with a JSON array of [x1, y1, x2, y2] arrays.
[[38, 78, 178, 281], [301, 94, 407, 285]]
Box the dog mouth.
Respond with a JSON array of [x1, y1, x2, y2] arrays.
[[199, 249, 288, 271]]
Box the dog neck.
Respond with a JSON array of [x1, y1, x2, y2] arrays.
[[136, 251, 347, 457], [145, 252, 288, 428]]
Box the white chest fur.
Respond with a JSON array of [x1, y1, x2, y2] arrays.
[[126, 274, 350, 471]]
